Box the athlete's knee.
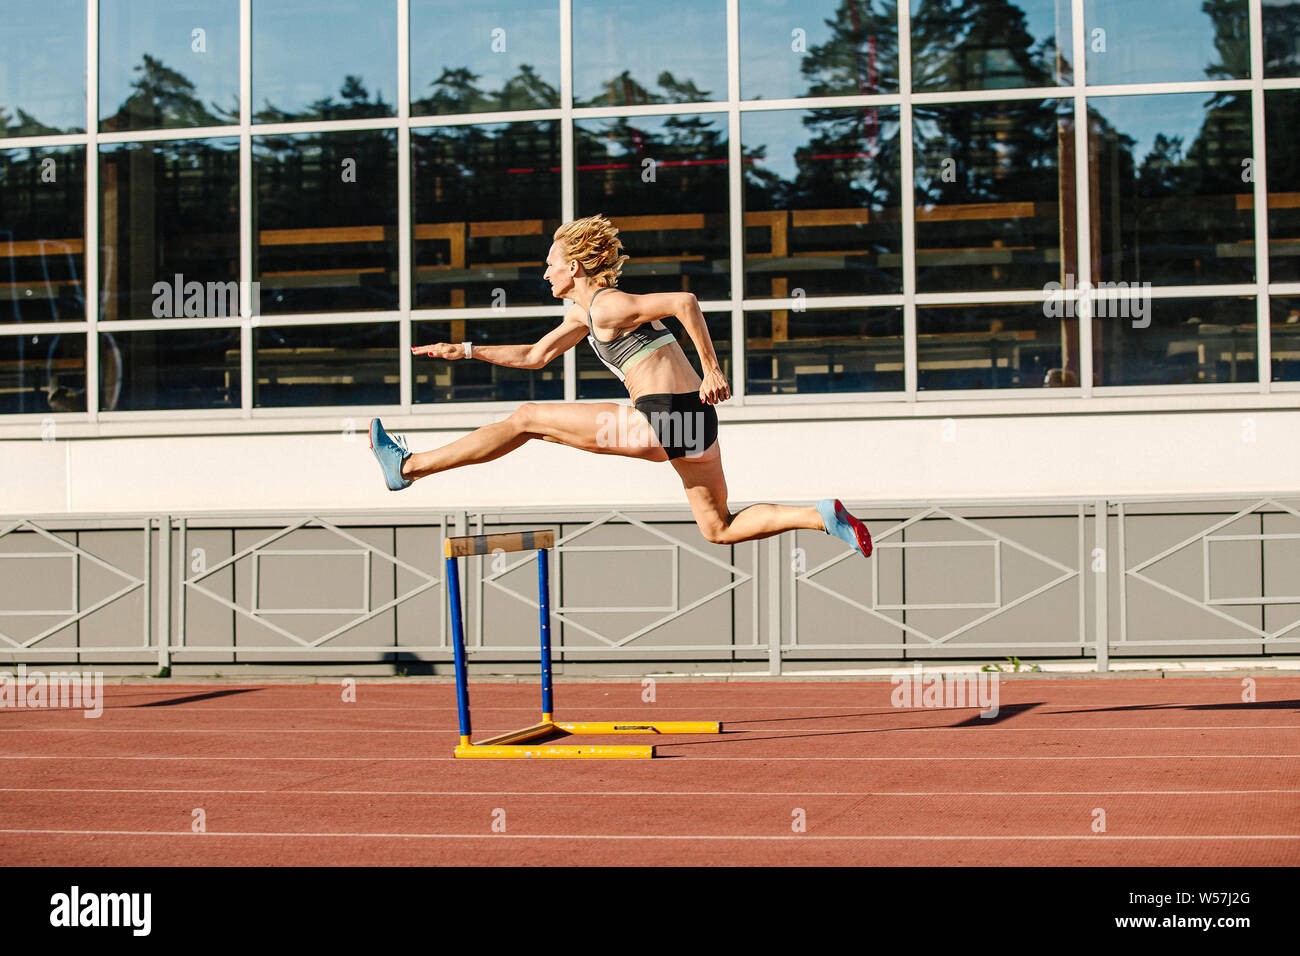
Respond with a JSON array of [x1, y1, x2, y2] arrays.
[[698, 515, 733, 545], [509, 402, 541, 431]]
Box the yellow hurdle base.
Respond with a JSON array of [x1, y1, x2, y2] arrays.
[[453, 717, 721, 758], [454, 743, 653, 759]]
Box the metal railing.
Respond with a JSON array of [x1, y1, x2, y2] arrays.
[[1, 494, 1297, 672]]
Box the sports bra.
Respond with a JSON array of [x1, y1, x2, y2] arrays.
[[581, 287, 676, 382]]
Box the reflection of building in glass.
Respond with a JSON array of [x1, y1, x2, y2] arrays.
[[1, 0, 1297, 418]]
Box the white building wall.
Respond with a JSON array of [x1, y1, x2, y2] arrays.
[[3, 398, 1297, 515]]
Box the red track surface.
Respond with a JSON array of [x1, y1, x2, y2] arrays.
[[2, 678, 1298, 866]]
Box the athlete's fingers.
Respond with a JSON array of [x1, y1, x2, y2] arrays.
[[412, 343, 456, 358]]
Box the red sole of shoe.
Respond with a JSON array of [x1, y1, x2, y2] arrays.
[[835, 500, 873, 558]]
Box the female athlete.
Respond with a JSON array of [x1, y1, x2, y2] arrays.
[[369, 213, 871, 557]]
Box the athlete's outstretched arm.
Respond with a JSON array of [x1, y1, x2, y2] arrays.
[[412, 313, 588, 369]]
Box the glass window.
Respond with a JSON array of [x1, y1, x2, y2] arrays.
[[745, 306, 903, 395], [100, 328, 239, 411], [0, 0, 86, 136], [743, 106, 903, 298], [1264, 0, 1300, 78], [577, 310, 731, 399], [911, 0, 1070, 92], [253, 0, 396, 123], [1084, 0, 1248, 86], [253, 130, 398, 314], [414, 317, 564, 403], [0, 331, 86, 414], [99, 138, 240, 322], [411, 0, 560, 115], [411, 121, 560, 308], [575, 113, 730, 300], [572, 0, 726, 107], [914, 99, 1071, 293], [917, 303, 1077, 390], [255, 322, 399, 407], [1271, 296, 1300, 382], [1, 146, 86, 323], [740, 0, 898, 101], [1265, 90, 1300, 283], [1088, 93, 1254, 287], [1094, 295, 1255, 386], [99, 0, 239, 132]]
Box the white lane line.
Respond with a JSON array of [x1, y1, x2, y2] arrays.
[[1, 754, 1297, 761], [2, 787, 1296, 797], [1, 828, 1297, 841], [68, 701, 1300, 712], [2, 725, 1296, 733]]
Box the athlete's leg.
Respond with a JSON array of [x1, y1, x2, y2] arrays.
[[670, 442, 824, 544], [402, 401, 668, 480]]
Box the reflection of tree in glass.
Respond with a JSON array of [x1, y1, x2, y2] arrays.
[[257, 75, 392, 123], [1264, 92, 1300, 223], [1129, 0, 1253, 204], [911, 0, 1059, 91], [255, 133, 395, 229], [912, 100, 1060, 209], [1137, 134, 1186, 196], [1201, 0, 1250, 81], [1087, 1, 1255, 285], [749, 1, 901, 214], [576, 114, 730, 215], [1263, 1, 1300, 76], [1182, 3, 1258, 195], [800, 0, 899, 97], [1, 107, 67, 139], [101, 54, 238, 132], [575, 69, 713, 108], [414, 122, 559, 222], [414, 64, 558, 114], [904, 3, 1066, 219]]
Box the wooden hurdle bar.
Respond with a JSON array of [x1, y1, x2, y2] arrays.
[[444, 529, 721, 758]]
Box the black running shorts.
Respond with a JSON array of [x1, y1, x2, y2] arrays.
[[632, 391, 719, 460]]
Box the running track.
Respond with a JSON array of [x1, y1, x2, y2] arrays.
[[1, 678, 1297, 866]]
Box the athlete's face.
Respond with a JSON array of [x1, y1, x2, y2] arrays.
[[543, 242, 575, 299]]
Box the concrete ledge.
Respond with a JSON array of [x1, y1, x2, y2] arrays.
[[65, 656, 1300, 684]]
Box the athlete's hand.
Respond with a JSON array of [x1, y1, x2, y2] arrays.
[[411, 343, 465, 360], [699, 368, 730, 405]]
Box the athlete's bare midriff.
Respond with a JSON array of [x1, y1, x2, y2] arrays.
[[619, 341, 702, 402], [587, 304, 707, 403]]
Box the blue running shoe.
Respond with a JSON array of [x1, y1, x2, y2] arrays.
[[369, 418, 412, 491], [816, 498, 872, 558]]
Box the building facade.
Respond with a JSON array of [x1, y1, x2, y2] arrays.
[[1, 2, 1297, 667]]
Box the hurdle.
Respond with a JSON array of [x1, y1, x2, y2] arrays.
[[444, 529, 721, 758]]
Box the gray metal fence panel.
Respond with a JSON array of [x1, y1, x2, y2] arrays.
[[1, 495, 1297, 670]]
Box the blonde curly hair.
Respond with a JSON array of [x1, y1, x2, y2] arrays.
[[552, 213, 630, 288]]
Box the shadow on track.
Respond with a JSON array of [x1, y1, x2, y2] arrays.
[[130, 688, 263, 708], [1052, 699, 1300, 715], [671, 703, 1044, 749]]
